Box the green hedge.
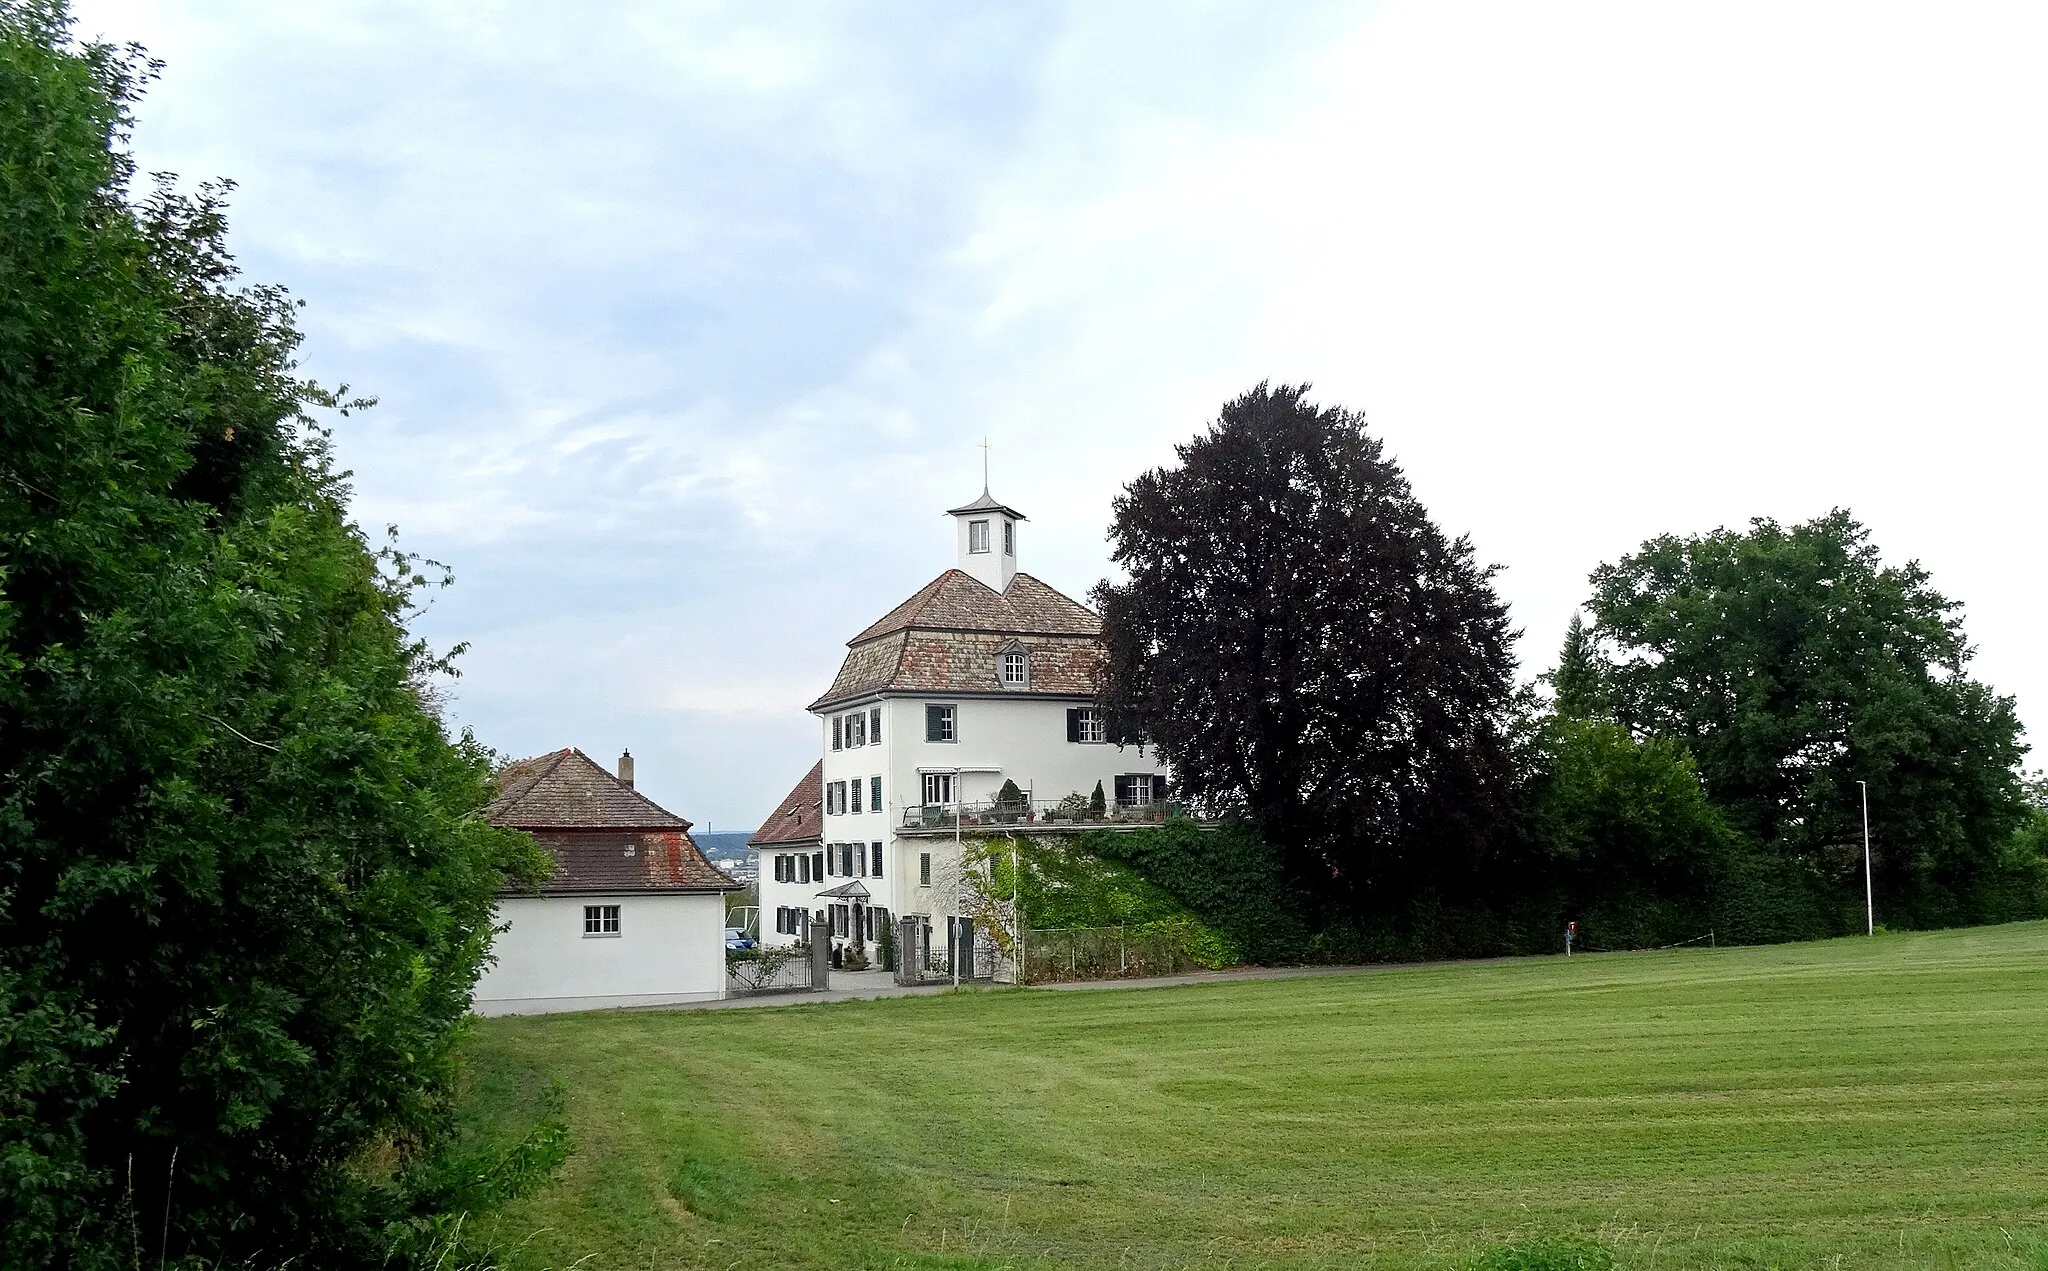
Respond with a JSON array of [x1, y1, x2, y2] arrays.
[[1070, 816, 2048, 968]]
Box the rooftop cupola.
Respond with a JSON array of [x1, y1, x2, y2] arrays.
[[946, 487, 1025, 593]]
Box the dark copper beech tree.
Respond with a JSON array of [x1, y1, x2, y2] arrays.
[[1092, 384, 1518, 905]]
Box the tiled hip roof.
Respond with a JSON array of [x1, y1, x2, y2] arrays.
[[810, 632, 1104, 710], [508, 829, 737, 894], [749, 760, 824, 848], [485, 747, 690, 829]]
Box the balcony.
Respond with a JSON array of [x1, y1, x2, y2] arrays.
[[898, 794, 1185, 836]]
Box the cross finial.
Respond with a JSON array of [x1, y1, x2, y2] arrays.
[[978, 435, 991, 491]]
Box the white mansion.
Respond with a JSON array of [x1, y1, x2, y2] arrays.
[[750, 487, 1167, 966]]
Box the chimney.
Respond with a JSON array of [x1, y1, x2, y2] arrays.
[[617, 749, 635, 788]]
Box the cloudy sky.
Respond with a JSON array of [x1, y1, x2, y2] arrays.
[[73, 1, 2048, 830]]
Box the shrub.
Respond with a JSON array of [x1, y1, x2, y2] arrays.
[[0, 9, 556, 1266], [877, 917, 897, 972]]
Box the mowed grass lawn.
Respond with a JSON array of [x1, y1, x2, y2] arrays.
[[460, 922, 2048, 1270]]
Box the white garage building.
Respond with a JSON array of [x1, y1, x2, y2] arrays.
[[473, 747, 737, 1015]]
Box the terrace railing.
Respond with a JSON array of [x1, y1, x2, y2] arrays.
[[900, 795, 1183, 833]]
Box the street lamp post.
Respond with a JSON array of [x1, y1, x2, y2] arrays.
[[1858, 779, 1873, 935]]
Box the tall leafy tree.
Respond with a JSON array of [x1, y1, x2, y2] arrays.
[[0, 6, 550, 1267], [1093, 383, 1518, 903], [1522, 717, 1734, 899], [1583, 510, 2028, 922]]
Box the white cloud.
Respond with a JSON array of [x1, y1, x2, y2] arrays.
[[70, 0, 2048, 827]]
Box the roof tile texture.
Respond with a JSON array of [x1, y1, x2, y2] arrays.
[[849, 570, 1100, 644], [485, 748, 689, 829], [525, 830, 736, 893], [813, 571, 1106, 710], [749, 760, 823, 848], [486, 748, 735, 894]]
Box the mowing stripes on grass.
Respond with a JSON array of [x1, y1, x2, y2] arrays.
[[458, 922, 2048, 1270]]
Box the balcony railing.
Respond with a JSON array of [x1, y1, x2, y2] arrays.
[[900, 794, 1182, 832]]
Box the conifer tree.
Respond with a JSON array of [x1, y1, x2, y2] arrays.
[[1550, 612, 1605, 718]]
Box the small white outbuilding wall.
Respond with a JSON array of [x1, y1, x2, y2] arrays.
[[473, 891, 727, 1016]]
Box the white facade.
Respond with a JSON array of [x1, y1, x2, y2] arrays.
[[755, 490, 1165, 953], [474, 891, 727, 1015], [754, 698, 1164, 945]]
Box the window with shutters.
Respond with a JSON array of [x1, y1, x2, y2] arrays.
[[847, 711, 865, 747], [812, 850, 824, 880], [870, 707, 882, 742], [831, 716, 842, 750], [921, 771, 954, 805], [798, 853, 811, 884], [968, 519, 990, 553], [583, 904, 620, 936], [925, 703, 956, 742], [919, 852, 932, 886], [1114, 774, 1167, 807], [871, 842, 883, 877], [1069, 707, 1107, 743], [850, 779, 862, 814], [870, 775, 882, 811]]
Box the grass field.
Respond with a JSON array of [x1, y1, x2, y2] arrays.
[[460, 922, 2048, 1270]]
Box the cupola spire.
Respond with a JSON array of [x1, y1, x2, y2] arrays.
[[945, 484, 1024, 593]]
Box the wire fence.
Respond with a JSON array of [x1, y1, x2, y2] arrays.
[[1574, 930, 1717, 955], [1021, 924, 1208, 985]]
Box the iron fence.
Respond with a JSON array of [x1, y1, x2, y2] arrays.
[[897, 924, 1001, 984], [724, 944, 813, 996]]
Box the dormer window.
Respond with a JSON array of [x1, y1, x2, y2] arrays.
[[998, 640, 1030, 690], [968, 520, 990, 554]]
